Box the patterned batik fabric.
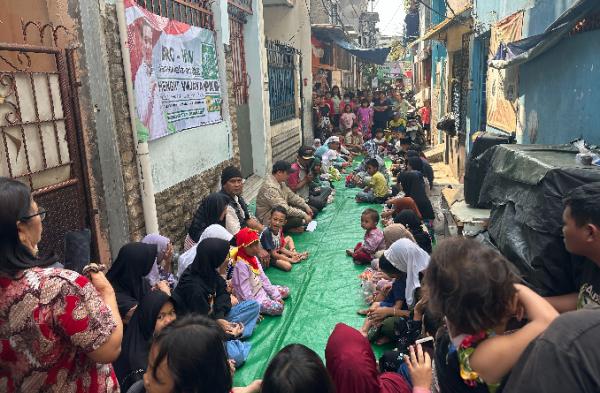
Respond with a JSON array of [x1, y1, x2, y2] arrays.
[[0, 267, 119, 393]]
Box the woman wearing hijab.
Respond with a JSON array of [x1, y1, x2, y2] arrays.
[[361, 238, 430, 344], [185, 192, 229, 251], [394, 210, 432, 254], [142, 233, 178, 288], [326, 323, 411, 393], [107, 242, 163, 323], [114, 291, 176, 391], [396, 171, 434, 221], [382, 196, 422, 223], [171, 238, 260, 366], [177, 223, 234, 277]]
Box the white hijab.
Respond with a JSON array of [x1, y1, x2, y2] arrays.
[[176, 224, 233, 278], [383, 238, 430, 306]]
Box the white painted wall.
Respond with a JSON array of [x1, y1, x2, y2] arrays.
[[148, 1, 234, 193], [244, 0, 272, 176], [263, 0, 314, 143]]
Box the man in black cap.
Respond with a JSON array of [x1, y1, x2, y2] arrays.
[[256, 160, 313, 232], [219, 166, 264, 235], [287, 145, 332, 212]]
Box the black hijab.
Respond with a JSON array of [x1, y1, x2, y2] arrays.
[[397, 171, 434, 220], [114, 290, 171, 391], [394, 210, 432, 254], [106, 242, 157, 317], [171, 238, 231, 317], [188, 193, 229, 242]]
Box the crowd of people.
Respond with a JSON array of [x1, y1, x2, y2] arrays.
[[1, 84, 600, 393]]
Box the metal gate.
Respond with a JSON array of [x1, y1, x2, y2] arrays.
[[228, 0, 253, 176], [0, 22, 94, 260]]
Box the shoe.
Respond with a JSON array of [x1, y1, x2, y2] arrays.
[[346, 249, 354, 257]]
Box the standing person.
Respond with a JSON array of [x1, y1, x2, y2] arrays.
[[219, 166, 264, 236], [256, 161, 313, 232], [0, 177, 122, 392], [331, 86, 342, 127], [114, 291, 176, 391], [546, 182, 600, 312], [340, 104, 357, 131], [357, 99, 374, 139], [419, 99, 431, 143], [395, 92, 414, 118], [171, 238, 261, 366], [134, 21, 168, 140], [318, 95, 333, 138], [185, 192, 229, 251], [287, 146, 332, 213], [107, 242, 169, 323], [340, 93, 355, 114], [373, 91, 392, 131], [231, 228, 290, 315]]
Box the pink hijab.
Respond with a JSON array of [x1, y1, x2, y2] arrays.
[[325, 323, 410, 393]]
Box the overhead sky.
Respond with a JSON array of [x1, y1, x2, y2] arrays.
[[375, 0, 406, 36]]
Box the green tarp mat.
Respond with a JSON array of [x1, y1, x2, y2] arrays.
[[234, 171, 392, 386]]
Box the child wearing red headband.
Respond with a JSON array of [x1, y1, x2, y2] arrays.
[[231, 228, 290, 315]]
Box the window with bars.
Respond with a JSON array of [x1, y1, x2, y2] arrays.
[[136, 0, 214, 30], [266, 40, 299, 124]]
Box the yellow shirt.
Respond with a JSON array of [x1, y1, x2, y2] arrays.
[[369, 171, 389, 198]]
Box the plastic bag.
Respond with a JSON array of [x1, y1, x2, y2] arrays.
[[573, 139, 600, 166]]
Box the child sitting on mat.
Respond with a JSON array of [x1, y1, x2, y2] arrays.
[[346, 208, 385, 265], [231, 228, 290, 315], [260, 206, 309, 272], [356, 158, 390, 204]]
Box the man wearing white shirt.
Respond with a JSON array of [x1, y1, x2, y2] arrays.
[[134, 22, 168, 140]]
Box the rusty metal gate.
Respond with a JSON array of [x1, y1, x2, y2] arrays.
[[0, 22, 94, 260], [228, 0, 253, 176]]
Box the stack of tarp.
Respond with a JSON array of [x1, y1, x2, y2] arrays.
[[478, 144, 600, 296]]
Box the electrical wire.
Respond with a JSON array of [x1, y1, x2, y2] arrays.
[[380, 3, 404, 34]]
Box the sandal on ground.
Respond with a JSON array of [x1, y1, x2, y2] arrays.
[[357, 309, 369, 316]]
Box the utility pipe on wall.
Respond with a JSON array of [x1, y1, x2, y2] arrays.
[[115, 0, 159, 234]]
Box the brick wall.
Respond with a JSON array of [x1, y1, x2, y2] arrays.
[[102, 5, 146, 242]]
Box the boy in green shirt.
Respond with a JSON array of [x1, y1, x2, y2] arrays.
[[356, 158, 390, 203]]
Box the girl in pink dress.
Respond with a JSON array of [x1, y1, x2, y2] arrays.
[[357, 99, 373, 139], [231, 228, 290, 315]]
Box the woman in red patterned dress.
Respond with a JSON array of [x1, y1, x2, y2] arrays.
[[0, 177, 123, 392]]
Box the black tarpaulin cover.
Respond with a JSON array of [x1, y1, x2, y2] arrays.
[[479, 144, 600, 295]]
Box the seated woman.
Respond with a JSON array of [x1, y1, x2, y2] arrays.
[[114, 291, 176, 391], [361, 238, 430, 345], [326, 323, 412, 393], [177, 223, 234, 277], [185, 192, 229, 251], [137, 315, 262, 393], [171, 238, 261, 366], [141, 233, 178, 288], [394, 210, 432, 254], [107, 242, 169, 324], [396, 171, 435, 237], [381, 196, 422, 224]]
